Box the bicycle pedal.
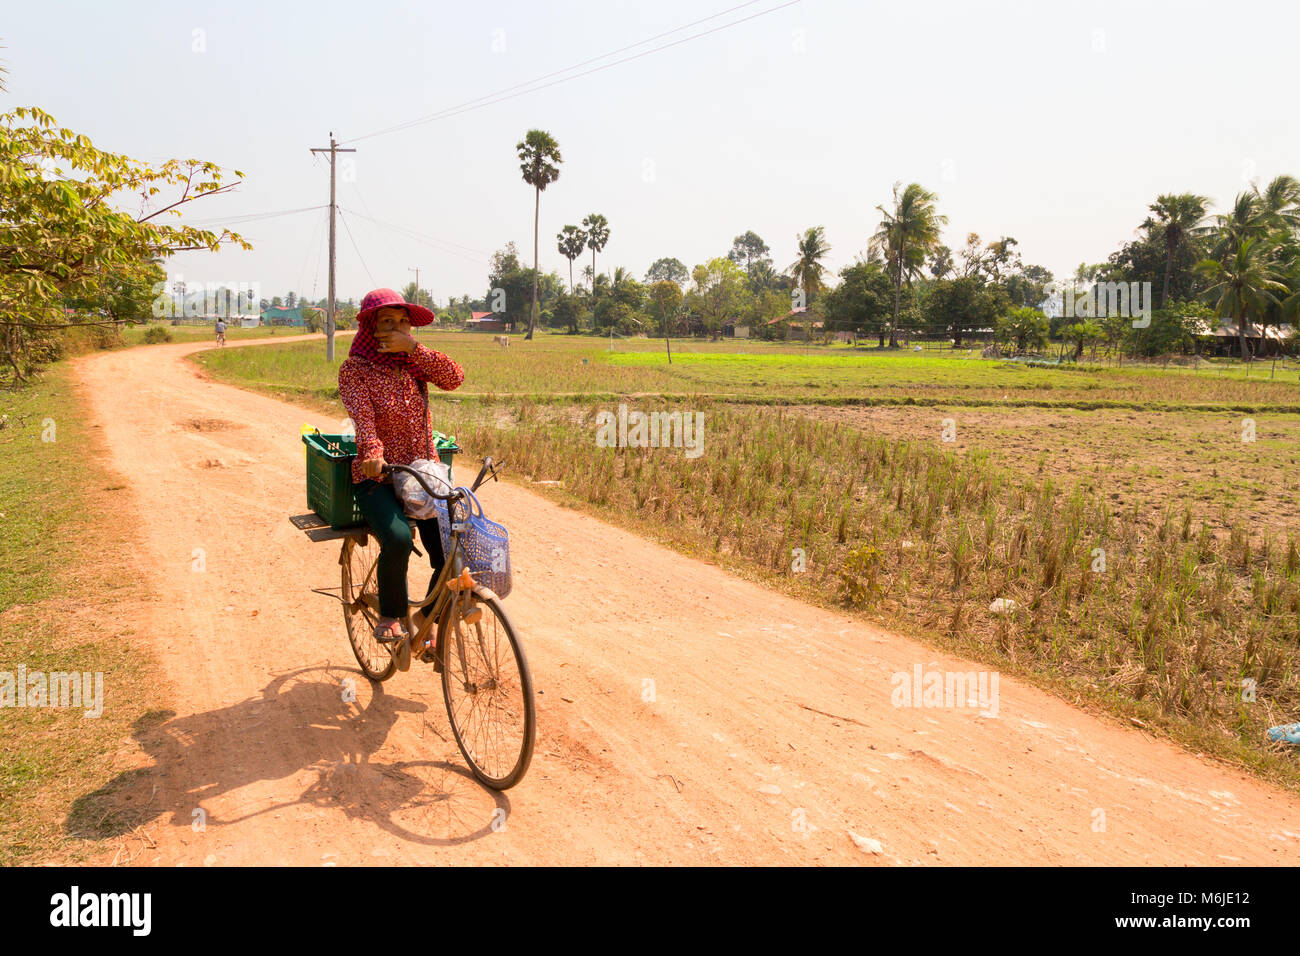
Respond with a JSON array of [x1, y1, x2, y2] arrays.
[[445, 568, 476, 592]]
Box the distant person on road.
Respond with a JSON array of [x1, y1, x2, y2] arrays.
[[214, 319, 227, 347], [338, 288, 464, 646]]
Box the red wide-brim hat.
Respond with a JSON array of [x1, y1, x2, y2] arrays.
[[356, 287, 437, 327]]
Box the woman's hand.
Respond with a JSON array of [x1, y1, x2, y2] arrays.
[[361, 456, 387, 479], [375, 328, 417, 354]]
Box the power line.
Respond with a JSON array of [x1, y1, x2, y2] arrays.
[[346, 180, 404, 265], [183, 204, 327, 227], [339, 207, 491, 265], [296, 207, 329, 296], [340, 0, 764, 143], [340, 0, 797, 144], [341, 206, 490, 255], [338, 208, 378, 287]]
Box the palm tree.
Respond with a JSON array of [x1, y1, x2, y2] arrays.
[[1143, 193, 1209, 308], [1195, 236, 1289, 360], [1256, 174, 1300, 232], [787, 226, 831, 300], [872, 182, 947, 347], [1251, 175, 1300, 342], [557, 225, 586, 293], [582, 213, 610, 302], [517, 129, 562, 340]]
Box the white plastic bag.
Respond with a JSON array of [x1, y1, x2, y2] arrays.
[[393, 458, 453, 519]]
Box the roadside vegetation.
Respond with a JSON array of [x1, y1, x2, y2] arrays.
[[0, 368, 170, 864]]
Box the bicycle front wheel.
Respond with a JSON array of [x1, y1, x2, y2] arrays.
[[440, 593, 535, 790]]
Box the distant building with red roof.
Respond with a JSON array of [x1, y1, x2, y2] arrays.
[[465, 311, 511, 333]]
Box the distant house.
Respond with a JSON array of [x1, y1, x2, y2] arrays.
[[767, 307, 823, 340], [260, 306, 324, 327], [1193, 318, 1294, 356], [464, 310, 511, 333]]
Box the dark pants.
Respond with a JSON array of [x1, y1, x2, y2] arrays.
[[353, 479, 445, 619]]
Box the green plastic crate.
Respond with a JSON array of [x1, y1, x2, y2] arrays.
[[302, 430, 460, 530]]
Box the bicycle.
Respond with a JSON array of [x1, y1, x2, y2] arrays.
[[299, 456, 535, 790]]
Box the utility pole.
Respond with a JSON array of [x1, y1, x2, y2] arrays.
[[409, 266, 422, 342], [310, 133, 355, 361]]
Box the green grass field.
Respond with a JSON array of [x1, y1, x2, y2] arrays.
[[194, 331, 1300, 411]]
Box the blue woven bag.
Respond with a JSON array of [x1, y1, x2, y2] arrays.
[[436, 488, 512, 599]]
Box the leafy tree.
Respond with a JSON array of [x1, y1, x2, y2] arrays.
[[286, 290, 297, 309], [551, 290, 587, 333], [486, 242, 560, 330], [582, 213, 610, 304], [399, 282, 432, 308], [1125, 300, 1211, 357], [647, 279, 683, 360], [337, 300, 358, 330], [741, 288, 789, 337], [1004, 263, 1054, 309], [872, 182, 948, 347], [516, 129, 562, 339], [995, 306, 1049, 354], [727, 230, 772, 276], [687, 258, 745, 335], [556, 225, 586, 292], [0, 106, 247, 380], [645, 256, 688, 286], [956, 233, 987, 278], [822, 261, 894, 344], [787, 226, 831, 302], [923, 277, 1007, 346], [984, 237, 1021, 281], [1062, 320, 1102, 361]]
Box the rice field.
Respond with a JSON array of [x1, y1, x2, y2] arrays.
[[191, 332, 1300, 788]]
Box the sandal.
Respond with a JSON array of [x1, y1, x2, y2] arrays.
[[373, 618, 405, 644]]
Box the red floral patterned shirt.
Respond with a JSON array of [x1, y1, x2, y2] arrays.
[[338, 345, 465, 483]]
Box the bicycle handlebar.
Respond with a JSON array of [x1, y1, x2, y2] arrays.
[[381, 456, 505, 500], [381, 463, 463, 501]]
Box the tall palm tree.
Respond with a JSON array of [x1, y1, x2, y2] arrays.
[[1143, 193, 1209, 308], [1251, 175, 1300, 340], [557, 225, 586, 293], [1256, 174, 1300, 232], [1208, 191, 1264, 261], [517, 129, 562, 339], [1195, 236, 1289, 360], [872, 182, 947, 347], [787, 226, 831, 300], [582, 213, 610, 302]]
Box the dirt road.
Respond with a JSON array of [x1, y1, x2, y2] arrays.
[[68, 336, 1300, 865]]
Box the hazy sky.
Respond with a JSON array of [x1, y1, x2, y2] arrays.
[[6, 0, 1299, 306]]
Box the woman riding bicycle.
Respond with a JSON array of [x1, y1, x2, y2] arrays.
[[338, 288, 465, 646]]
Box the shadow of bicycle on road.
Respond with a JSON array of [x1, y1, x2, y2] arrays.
[[66, 664, 509, 851]]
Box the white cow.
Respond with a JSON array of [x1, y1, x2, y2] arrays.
[[493, 335, 510, 348]]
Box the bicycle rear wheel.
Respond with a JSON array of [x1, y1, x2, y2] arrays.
[[341, 535, 396, 681], [440, 593, 535, 790]]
